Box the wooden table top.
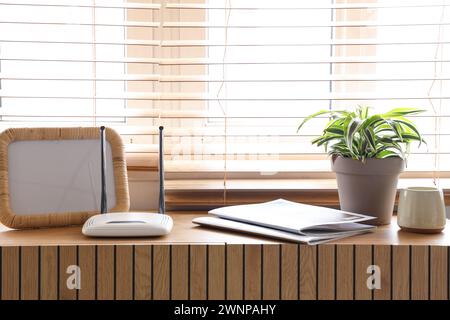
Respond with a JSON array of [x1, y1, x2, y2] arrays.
[[0, 212, 449, 246]]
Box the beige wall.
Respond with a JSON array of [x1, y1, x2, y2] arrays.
[[128, 171, 160, 210]]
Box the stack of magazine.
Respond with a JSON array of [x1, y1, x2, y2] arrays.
[[192, 199, 376, 245]]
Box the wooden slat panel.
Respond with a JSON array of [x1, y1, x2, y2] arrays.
[[226, 245, 243, 300], [336, 245, 353, 300], [280, 244, 298, 300], [59, 246, 77, 300], [354, 245, 372, 300], [78, 246, 95, 300], [430, 246, 448, 300], [208, 245, 225, 300], [262, 244, 280, 300], [244, 245, 262, 300], [392, 245, 410, 300], [171, 245, 189, 300], [1, 247, 20, 300], [0, 243, 446, 300], [21, 246, 39, 300], [115, 245, 133, 300], [411, 245, 429, 300], [40, 246, 57, 300], [0, 244, 446, 301], [134, 245, 152, 300], [153, 245, 170, 300], [299, 245, 317, 300], [318, 245, 335, 300], [373, 245, 391, 300], [97, 245, 115, 300], [190, 245, 207, 300]]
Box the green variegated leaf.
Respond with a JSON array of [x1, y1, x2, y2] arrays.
[[361, 114, 384, 131], [394, 117, 424, 147], [324, 126, 344, 135], [377, 150, 400, 159], [362, 127, 377, 151], [385, 119, 404, 142], [358, 105, 370, 119], [382, 107, 426, 118], [297, 109, 350, 132], [344, 117, 361, 154], [311, 134, 341, 146]]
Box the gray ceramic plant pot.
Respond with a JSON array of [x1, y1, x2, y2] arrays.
[[331, 156, 405, 225]]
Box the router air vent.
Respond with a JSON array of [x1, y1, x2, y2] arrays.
[[87, 217, 96, 227]]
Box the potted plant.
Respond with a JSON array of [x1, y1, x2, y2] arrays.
[[297, 106, 425, 225]]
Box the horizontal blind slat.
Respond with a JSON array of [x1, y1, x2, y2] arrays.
[[162, 179, 450, 192], [0, 20, 160, 27], [0, 123, 448, 137], [2, 57, 449, 64], [0, 1, 161, 9], [1, 91, 449, 100], [159, 40, 450, 47], [2, 39, 449, 47], [162, 21, 450, 28], [2, 75, 450, 82], [2, 112, 449, 119], [165, 2, 450, 10]]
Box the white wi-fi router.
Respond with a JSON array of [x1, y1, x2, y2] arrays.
[[82, 126, 173, 237]]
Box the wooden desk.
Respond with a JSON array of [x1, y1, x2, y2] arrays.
[[0, 212, 449, 300]]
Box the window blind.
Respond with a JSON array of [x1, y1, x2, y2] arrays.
[[0, 0, 449, 206]]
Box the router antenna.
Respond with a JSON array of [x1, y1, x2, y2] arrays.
[[159, 126, 165, 215], [100, 126, 107, 214]]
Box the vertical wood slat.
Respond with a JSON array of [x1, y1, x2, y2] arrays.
[[1, 247, 20, 300], [280, 244, 298, 300], [336, 245, 353, 300], [208, 245, 225, 300], [190, 245, 207, 300], [411, 245, 429, 300], [244, 244, 262, 300], [21, 246, 39, 300], [392, 245, 410, 300], [59, 246, 77, 300], [97, 245, 115, 300], [171, 245, 189, 300], [78, 246, 95, 300], [262, 245, 280, 300], [299, 245, 317, 300], [354, 245, 372, 300], [40, 246, 58, 300], [373, 245, 391, 300], [430, 246, 448, 300], [134, 245, 152, 300], [153, 245, 170, 300], [115, 245, 133, 300], [226, 245, 243, 300], [318, 245, 335, 300]]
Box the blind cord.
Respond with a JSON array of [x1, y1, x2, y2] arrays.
[[428, 0, 447, 187], [215, 0, 232, 205]]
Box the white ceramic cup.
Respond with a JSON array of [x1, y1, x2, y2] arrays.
[[397, 187, 446, 233]]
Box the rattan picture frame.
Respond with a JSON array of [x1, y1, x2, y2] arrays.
[[0, 127, 130, 229]]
